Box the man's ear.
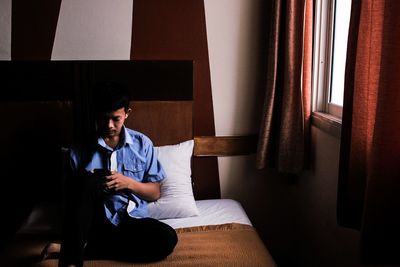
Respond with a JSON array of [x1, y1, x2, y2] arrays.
[[125, 108, 132, 118]]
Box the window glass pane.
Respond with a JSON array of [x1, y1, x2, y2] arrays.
[[330, 0, 351, 106]]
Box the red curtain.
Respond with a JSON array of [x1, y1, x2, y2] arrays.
[[256, 0, 312, 174], [338, 0, 400, 264]]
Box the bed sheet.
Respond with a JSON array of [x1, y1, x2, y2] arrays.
[[161, 198, 252, 229]]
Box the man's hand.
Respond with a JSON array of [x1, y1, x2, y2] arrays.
[[104, 171, 161, 201], [104, 171, 131, 191]]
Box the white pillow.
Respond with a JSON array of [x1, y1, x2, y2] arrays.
[[148, 139, 199, 219]]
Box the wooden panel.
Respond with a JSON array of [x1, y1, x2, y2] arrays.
[[192, 158, 220, 200], [124, 101, 193, 146], [0, 61, 75, 101], [131, 0, 220, 199], [11, 0, 62, 60], [0, 60, 192, 102], [131, 0, 216, 135], [194, 135, 258, 157], [0, 101, 74, 199], [0, 101, 73, 248], [92, 60, 193, 100]]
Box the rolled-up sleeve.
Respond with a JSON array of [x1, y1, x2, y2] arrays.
[[144, 143, 165, 183]]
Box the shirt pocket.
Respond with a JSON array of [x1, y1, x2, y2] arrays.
[[122, 161, 145, 181]]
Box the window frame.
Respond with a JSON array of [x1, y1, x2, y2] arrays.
[[311, 0, 345, 137]]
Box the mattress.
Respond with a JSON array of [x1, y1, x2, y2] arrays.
[[19, 198, 251, 235]]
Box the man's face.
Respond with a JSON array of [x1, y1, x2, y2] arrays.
[[96, 107, 129, 138]]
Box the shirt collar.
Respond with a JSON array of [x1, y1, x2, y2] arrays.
[[97, 126, 133, 151], [123, 126, 134, 145]]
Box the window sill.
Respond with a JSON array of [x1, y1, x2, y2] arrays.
[[311, 112, 341, 138]]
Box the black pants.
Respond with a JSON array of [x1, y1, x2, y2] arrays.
[[59, 171, 178, 267]]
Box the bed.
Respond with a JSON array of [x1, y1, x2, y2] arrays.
[[3, 199, 274, 267], [0, 61, 276, 267]]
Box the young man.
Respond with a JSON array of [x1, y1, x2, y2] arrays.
[[59, 83, 177, 267]]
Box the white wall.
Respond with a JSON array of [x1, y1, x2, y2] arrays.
[[204, 0, 265, 199], [204, 0, 263, 136], [52, 0, 133, 59], [296, 127, 363, 267]]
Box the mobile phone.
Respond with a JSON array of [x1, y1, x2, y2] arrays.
[[93, 169, 111, 177], [93, 169, 112, 194]]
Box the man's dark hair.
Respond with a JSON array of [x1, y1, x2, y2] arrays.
[[93, 81, 130, 115]]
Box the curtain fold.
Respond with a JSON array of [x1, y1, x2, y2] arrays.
[[256, 0, 312, 174], [338, 0, 400, 264]]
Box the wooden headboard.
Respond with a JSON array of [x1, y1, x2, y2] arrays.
[[125, 101, 193, 146]]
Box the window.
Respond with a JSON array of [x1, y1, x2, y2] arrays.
[[312, 0, 352, 136]]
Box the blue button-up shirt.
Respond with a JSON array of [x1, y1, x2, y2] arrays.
[[70, 126, 165, 225]]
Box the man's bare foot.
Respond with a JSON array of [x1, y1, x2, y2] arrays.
[[40, 242, 61, 260]]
